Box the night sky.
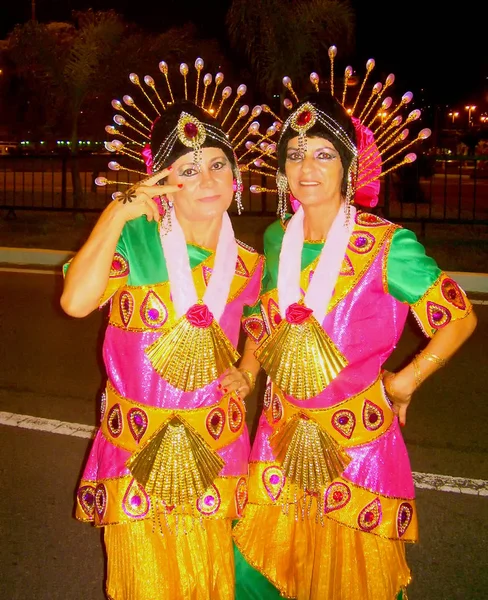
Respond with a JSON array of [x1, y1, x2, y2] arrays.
[[1, 0, 486, 107]]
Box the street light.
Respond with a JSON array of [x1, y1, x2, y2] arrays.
[[448, 111, 459, 125], [465, 105, 476, 126]]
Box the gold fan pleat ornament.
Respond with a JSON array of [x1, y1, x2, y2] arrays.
[[270, 413, 351, 493], [127, 415, 224, 508], [145, 302, 240, 392], [255, 303, 347, 400]]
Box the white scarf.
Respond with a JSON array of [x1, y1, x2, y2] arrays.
[[159, 209, 238, 321], [277, 204, 356, 323]]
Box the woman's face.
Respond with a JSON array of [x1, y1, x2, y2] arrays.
[[164, 146, 234, 221], [284, 136, 344, 208]]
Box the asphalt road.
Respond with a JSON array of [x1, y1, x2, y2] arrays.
[[0, 270, 487, 600]]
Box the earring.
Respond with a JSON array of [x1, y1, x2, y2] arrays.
[[233, 175, 244, 215], [344, 159, 357, 227], [276, 171, 289, 221], [159, 196, 173, 236]]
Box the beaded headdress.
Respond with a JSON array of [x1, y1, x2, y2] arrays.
[[94, 57, 268, 214], [248, 45, 432, 212]]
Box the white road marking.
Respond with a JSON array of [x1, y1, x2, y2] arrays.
[[1, 410, 487, 497]]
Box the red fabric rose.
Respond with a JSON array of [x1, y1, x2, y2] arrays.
[[285, 303, 313, 325], [186, 303, 214, 328]]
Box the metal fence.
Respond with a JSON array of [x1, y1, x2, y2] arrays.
[[1, 154, 487, 224]]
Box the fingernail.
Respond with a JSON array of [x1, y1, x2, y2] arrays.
[[224, 388, 228, 393], [400, 422, 405, 427], [167, 165, 173, 171], [178, 183, 183, 188], [217, 384, 221, 389]]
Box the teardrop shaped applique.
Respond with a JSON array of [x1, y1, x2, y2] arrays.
[[202, 266, 213, 286], [441, 278, 466, 310], [206, 407, 225, 440], [362, 400, 384, 432], [99, 391, 107, 422], [127, 407, 148, 444], [95, 483, 108, 520], [242, 317, 265, 343], [110, 253, 129, 277], [358, 497, 382, 532], [228, 398, 244, 433], [119, 290, 134, 327], [235, 255, 250, 277], [107, 404, 123, 438], [235, 476, 248, 516], [140, 291, 168, 329], [263, 381, 272, 410], [397, 502, 414, 538], [348, 231, 375, 254], [332, 409, 356, 439], [122, 478, 150, 519], [323, 481, 352, 514], [355, 212, 387, 227], [197, 484, 221, 516], [267, 298, 282, 329], [427, 301, 452, 329], [271, 394, 283, 424], [262, 466, 285, 502], [77, 485, 96, 519], [340, 255, 355, 277]]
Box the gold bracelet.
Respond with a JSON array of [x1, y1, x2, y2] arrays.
[[418, 351, 447, 368], [238, 368, 255, 392], [412, 356, 423, 389]]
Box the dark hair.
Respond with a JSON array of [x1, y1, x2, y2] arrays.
[[277, 92, 357, 195], [150, 101, 237, 172]]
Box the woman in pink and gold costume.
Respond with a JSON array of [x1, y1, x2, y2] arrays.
[[233, 52, 477, 600], [61, 60, 263, 600]]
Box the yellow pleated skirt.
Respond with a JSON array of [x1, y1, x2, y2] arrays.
[[233, 502, 412, 600], [104, 517, 235, 600]]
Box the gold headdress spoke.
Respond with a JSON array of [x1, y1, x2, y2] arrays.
[[361, 74, 395, 123], [261, 104, 283, 123], [105, 125, 145, 148], [143, 75, 166, 111], [341, 65, 353, 106], [158, 61, 174, 104], [359, 153, 417, 188], [208, 72, 224, 112], [111, 100, 151, 134], [221, 84, 247, 126], [226, 104, 250, 136], [328, 45, 337, 97], [194, 57, 204, 104], [106, 140, 146, 163], [113, 114, 150, 141], [372, 91, 413, 134], [214, 86, 232, 118], [129, 73, 161, 118], [180, 63, 189, 100], [351, 58, 375, 116], [231, 105, 262, 144], [282, 76, 299, 103], [201, 73, 213, 108], [122, 94, 154, 125]]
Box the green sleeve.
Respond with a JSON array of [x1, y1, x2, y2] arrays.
[[387, 228, 442, 304]]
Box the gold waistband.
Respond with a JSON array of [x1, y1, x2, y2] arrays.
[[101, 383, 246, 454], [265, 376, 393, 448]]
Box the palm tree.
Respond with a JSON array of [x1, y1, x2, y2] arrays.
[[7, 11, 126, 210], [226, 0, 355, 99]]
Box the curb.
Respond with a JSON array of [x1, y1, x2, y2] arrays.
[[1, 246, 487, 294]]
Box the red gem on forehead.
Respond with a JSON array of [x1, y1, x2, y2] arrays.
[[184, 122, 198, 138], [296, 110, 312, 126]]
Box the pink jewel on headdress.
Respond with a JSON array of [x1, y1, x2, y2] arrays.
[[297, 110, 312, 127], [184, 122, 199, 139]]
